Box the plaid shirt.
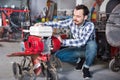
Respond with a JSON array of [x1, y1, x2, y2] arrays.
[[44, 18, 95, 47]]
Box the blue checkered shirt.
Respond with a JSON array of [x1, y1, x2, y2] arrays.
[[44, 18, 95, 47]]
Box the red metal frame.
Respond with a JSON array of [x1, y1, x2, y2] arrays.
[[0, 7, 29, 26]]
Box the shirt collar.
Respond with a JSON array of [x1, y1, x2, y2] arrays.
[[76, 21, 86, 29]]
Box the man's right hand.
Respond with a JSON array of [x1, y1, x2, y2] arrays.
[[54, 35, 62, 43]]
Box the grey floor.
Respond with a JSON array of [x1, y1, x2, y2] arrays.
[[0, 39, 120, 80], [37, 60, 120, 80]]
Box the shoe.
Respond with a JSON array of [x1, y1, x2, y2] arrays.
[[82, 67, 92, 79], [75, 58, 85, 70]]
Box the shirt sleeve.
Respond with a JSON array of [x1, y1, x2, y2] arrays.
[[62, 22, 95, 47], [43, 18, 72, 28]]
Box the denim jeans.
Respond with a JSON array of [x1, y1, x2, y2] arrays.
[[55, 40, 97, 67]]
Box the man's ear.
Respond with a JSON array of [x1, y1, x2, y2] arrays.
[[84, 15, 88, 20]]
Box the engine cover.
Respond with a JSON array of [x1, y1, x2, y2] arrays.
[[29, 25, 53, 37], [24, 36, 44, 54]]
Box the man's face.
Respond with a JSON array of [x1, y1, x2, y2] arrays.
[[73, 9, 86, 25]]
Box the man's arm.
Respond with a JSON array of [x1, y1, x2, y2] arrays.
[[62, 22, 95, 47], [43, 18, 72, 28]]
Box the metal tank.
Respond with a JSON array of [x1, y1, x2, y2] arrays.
[[105, 0, 120, 45], [105, 0, 120, 72]]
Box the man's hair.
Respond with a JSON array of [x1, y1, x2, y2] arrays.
[[75, 4, 89, 16]]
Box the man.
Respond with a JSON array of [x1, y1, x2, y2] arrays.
[[35, 4, 97, 79]]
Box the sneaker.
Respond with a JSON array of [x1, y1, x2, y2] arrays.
[[75, 58, 85, 70], [82, 67, 92, 79]]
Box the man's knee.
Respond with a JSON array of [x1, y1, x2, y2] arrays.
[[87, 41, 97, 50], [86, 41, 97, 56]]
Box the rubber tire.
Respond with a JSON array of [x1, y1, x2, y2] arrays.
[[47, 68, 59, 80], [50, 55, 63, 72], [12, 62, 22, 79], [109, 58, 120, 72]]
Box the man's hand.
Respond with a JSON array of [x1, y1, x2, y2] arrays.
[[54, 35, 62, 43]]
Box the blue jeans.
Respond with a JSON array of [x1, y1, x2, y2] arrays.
[[55, 40, 97, 67]]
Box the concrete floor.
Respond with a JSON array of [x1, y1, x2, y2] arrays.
[[0, 39, 120, 80], [36, 60, 120, 80]]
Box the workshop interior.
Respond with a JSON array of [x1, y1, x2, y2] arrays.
[[0, 0, 120, 80]]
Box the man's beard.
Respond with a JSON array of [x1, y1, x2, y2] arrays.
[[74, 19, 85, 26], [74, 20, 81, 26]]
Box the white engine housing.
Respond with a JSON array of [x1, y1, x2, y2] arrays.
[[23, 25, 53, 37]]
